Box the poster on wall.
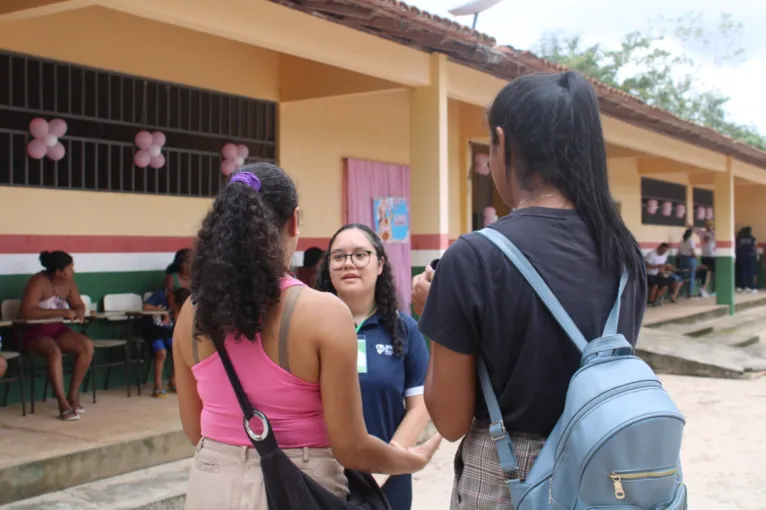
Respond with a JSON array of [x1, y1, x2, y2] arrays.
[[640, 177, 688, 227], [373, 197, 410, 243], [692, 187, 714, 228]]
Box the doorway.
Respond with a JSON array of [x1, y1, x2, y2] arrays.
[[470, 142, 509, 230]]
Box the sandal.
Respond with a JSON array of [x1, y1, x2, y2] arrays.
[[167, 382, 177, 393], [152, 389, 168, 399], [59, 409, 80, 421]]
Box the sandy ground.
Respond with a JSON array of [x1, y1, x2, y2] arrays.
[[411, 374, 766, 510]]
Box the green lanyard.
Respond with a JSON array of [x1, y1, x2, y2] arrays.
[[355, 307, 377, 334]]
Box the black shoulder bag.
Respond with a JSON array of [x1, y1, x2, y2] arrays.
[[204, 308, 391, 510]]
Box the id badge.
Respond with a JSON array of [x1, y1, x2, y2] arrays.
[[357, 336, 368, 374]]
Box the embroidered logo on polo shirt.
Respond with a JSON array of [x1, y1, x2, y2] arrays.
[[376, 344, 394, 356]]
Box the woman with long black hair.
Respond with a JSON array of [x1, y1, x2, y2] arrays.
[[316, 224, 433, 510], [412, 71, 647, 508]]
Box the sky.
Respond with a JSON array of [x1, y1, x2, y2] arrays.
[[406, 0, 766, 133]]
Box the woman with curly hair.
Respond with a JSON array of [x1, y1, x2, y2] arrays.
[[172, 164, 440, 510], [316, 224, 432, 510]]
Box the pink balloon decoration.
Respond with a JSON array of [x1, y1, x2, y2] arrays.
[[236, 144, 249, 159], [134, 149, 151, 168], [27, 139, 47, 159], [706, 207, 714, 221], [47, 143, 66, 161], [696, 206, 705, 220], [149, 154, 166, 169], [48, 119, 68, 137], [29, 118, 49, 139], [135, 131, 153, 150], [221, 143, 237, 160], [151, 131, 166, 148], [221, 159, 236, 176]]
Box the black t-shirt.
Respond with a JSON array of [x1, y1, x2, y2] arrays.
[[737, 235, 757, 256], [418, 207, 647, 437]]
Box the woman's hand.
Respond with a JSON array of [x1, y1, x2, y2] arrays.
[[391, 432, 443, 472], [411, 266, 435, 316], [61, 309, 78, 321]]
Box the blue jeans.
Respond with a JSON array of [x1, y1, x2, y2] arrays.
[[678, 256, 698, 296], [739, 254, 757, 290]]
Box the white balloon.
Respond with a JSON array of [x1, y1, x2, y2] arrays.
[[149, 145, 161, 157], [235, 156, 245, 166], [44, 134, 58, 147]]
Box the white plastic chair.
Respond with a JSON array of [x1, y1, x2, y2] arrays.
[[103, 293, 143, 315]]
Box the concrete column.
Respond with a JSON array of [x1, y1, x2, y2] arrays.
[[714, 157, 735, 314], [410, 53, 449, 272]]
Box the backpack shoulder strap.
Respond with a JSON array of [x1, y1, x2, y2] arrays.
[[477, 357, 519, 476], [476, 228, 589, 351], [602, 269, 629, 336]]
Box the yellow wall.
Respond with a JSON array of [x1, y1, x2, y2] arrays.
[[279, 55, 400, 102], [0, 6, 279, 101], [279, 90, 410, 239], [448, 100, 463, 240], [0, 187, 209, 236], [608, 158, 691, 247], [735, 184, 766, 235]]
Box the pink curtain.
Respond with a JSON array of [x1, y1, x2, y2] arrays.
[[345, 158, 412, 313]]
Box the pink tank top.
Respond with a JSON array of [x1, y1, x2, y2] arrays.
[[192, 277, 330, 448]]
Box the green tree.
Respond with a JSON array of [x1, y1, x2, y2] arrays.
[[534, 13, 766, 150]]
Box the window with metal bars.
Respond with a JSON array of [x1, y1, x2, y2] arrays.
[[0, 50, 277, 197]]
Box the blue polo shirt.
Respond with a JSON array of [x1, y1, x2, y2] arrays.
[[357, 312, 429, 510]]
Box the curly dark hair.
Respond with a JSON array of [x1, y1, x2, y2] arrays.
[[315, 224, 405, 357], [192, 163, 298, 347]]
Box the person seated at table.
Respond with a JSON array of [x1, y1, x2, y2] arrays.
[[163, 249, 191, 310], [645, 243, 683, 306], [19, 251, 94, 421], [143, 287, 191, 397]]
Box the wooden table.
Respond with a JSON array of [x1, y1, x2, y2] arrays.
[[124, 310, 169, 318]]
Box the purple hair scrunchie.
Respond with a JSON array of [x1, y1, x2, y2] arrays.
[[229, 171, 262, 192]]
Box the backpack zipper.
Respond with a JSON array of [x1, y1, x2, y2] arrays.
[[609, 468, 678, 500]]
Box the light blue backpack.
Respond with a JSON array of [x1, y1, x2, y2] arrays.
[[476, 228, 687, 510]]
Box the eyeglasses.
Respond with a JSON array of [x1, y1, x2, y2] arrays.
[[329, 250, 374, 270]]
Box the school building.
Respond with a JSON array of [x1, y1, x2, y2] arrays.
[[1, 0, 765, 314]]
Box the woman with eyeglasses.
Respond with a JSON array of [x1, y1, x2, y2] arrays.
[[316, 224, 437, 510]]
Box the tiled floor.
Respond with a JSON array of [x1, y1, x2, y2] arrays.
[[0, 388, 181, 470]]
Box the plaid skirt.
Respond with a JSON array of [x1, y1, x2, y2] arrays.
[[450, 421, 545, 510]]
